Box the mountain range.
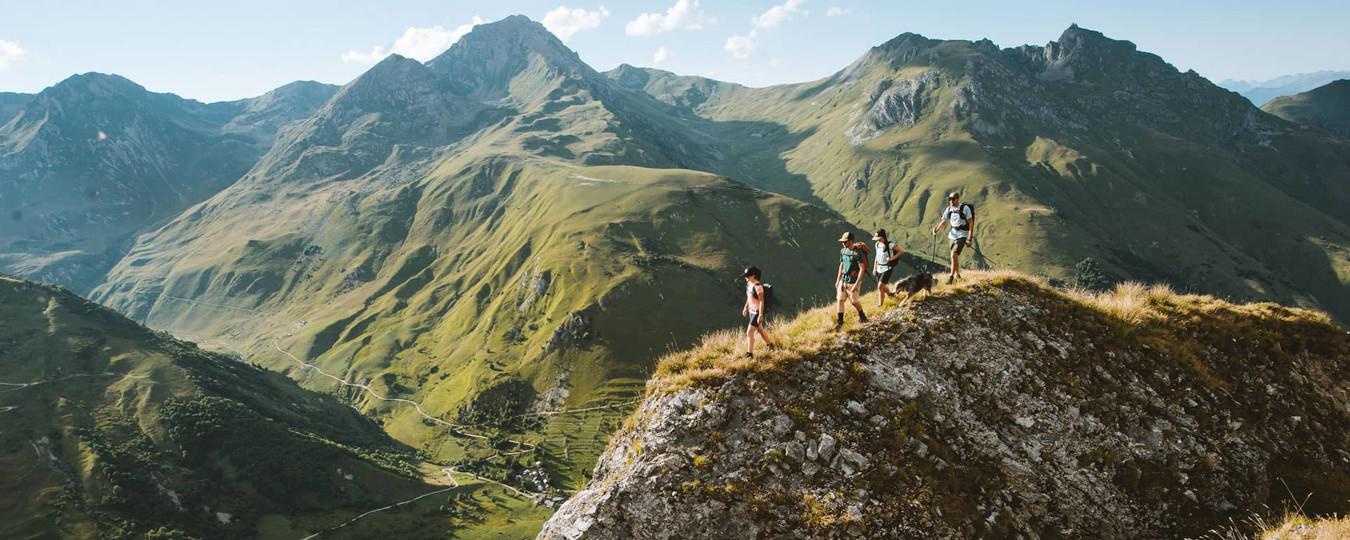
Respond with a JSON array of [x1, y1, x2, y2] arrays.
[[1263, 78, 1350, 139], [2, 14, 1349, 538], [1220, 70, 1350, 106], [0, 76, 336, 291]]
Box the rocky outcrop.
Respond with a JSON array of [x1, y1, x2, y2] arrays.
[[540, 278, 1349, 539], [847, 71, 938, 144]]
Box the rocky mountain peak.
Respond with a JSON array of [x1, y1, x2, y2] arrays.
[[324, 53, 447, 107], [607, 63, 649, 84], [1037, 24, 1168, 83], [864, 32, 941, 68], [427, 14, 592, 93], [48, 72, 147, 99]]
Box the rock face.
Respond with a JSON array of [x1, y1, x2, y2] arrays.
[[539, 278, 1349, 539], [847, 71, 939, 144]]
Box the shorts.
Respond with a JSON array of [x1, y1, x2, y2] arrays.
[[747, 311, 762, 328], [950, 237, 967, 255], [841, 273, 860, 285], [875, 268, 894, 284]]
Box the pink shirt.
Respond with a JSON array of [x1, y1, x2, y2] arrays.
[[746, 281, 763, 312]]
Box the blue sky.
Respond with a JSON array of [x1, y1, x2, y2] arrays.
[[1, 0, 1347, 102]]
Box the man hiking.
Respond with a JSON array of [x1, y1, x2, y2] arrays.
[[741, 266, 774, 358], [872, 229, 903, 307], [834, 232, 869, 330], [932, 192, 975, 284]]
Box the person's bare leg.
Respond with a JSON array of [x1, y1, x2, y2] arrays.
[[746, 325, 756, 356], [850, 288, 867, 322], [835, 286, 847, 323], [755, 325, 773, 348], [877, 279, 887, 308], [949, 247, 959, 281]]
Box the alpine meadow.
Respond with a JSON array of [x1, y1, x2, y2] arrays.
[[1, 7, 1348, 540]]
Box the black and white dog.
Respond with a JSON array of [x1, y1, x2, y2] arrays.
[[892, 272, 934, 306]]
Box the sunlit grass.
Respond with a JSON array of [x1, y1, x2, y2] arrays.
[[1207, 511, 1350, 540], [650, 269, 1339, 393], [1259, 513, 1350, 540]]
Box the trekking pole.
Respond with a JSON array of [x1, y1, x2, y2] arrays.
[[929, 233, 938, 272]]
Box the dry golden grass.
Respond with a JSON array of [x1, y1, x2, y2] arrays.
[[1258, 513, 1350, 540], [649, 269, 1341, 394], [652, 270, 1025, 390]]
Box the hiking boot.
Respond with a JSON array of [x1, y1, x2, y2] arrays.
[[860, 314, 869, 324], [744, 352, 753, 359], [946, 275, 954, 285]]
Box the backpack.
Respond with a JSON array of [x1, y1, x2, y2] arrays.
[[750, 280, 783, 310], [948, 203, 974, 231], [841, 244, 869, 276], [758, 283, 776, 309], [875, 241, 896, 270]]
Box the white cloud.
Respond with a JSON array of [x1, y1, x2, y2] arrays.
[[625, 0, 714, 36], [826, 6, 850, 17], [752, 0, 808, 30], [543, 6, 610, 42], [0, 40, 29, 69], [724, 31, 757, 60], [724, 0, 810, 60], [652, 46, 670, 64], [341, 16, 484, 65]]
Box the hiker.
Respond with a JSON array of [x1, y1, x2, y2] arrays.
[[872, 229, 903, 307], [834, 232, 869, 329], [931, 192, 974, 284], [741, 266, 774, 358]]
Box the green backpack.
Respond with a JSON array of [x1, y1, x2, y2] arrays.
[[841, 245, 868, 275]]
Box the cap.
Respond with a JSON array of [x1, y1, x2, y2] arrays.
[[947, 192, 960, 200], [838, 231, 854, 242], [872, 228, 887, 241], [742, 266, 761, 278]]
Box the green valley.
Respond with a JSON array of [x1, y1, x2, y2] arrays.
[[0, 274, 424, 538]]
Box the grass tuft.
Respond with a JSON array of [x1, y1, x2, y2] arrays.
[[1259, 513, 1350, 540]]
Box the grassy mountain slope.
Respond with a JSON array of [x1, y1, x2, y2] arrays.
[[0, 274, 429, 539], [611, 26, 1350, 322], [0, 75, 336, 292], [92, 152, 850, 491], [542, 272, 1349, 538], [1263, 79, 1350, 138]]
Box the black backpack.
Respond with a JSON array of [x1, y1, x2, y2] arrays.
[[754, 283, 777, 310], [951, 203, 974, 231]]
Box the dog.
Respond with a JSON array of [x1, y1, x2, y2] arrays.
[[891, 272, 934, 306]]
